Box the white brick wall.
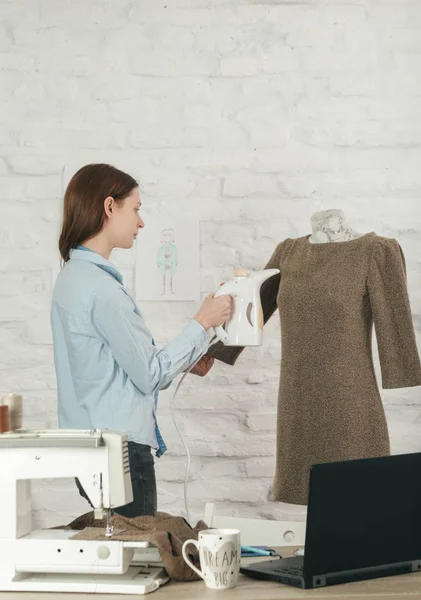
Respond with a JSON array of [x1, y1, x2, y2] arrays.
[[1, 0, 420, 528]]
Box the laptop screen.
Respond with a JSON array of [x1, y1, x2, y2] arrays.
[[304, 452, 421, 576]]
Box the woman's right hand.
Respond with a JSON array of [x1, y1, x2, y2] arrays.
[[194, 293, 233, 331]]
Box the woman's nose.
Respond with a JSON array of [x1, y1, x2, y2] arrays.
[[138, 216, 145, 228]]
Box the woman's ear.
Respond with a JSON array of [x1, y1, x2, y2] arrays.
[[104, 196, 115, 218]]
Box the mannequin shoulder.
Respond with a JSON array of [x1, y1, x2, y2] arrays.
[[271, 237, 296, 257], [265, 238, 294, 269], [368, 234, 401, 254], [367, 235, 405, 271]]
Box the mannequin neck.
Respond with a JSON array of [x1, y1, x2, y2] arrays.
[[309, 210, 362, 244]]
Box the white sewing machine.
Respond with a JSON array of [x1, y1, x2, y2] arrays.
[[0, 429, 169, 594]]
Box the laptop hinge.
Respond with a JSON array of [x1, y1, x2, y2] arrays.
[[312, 575, 326, 587], [412, 560, 421, 573]]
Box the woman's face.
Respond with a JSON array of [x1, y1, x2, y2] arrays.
[[109, 187, 144, 249]]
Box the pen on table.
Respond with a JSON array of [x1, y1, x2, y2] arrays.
[[241, 546, 273, 556]]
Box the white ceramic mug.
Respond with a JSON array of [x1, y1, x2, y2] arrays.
[[182, 528, 241, 590]]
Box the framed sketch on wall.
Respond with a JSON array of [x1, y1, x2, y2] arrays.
[[135, 204, 200, 302]]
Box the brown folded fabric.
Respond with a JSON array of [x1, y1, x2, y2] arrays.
[[57, 511, 208, 582]]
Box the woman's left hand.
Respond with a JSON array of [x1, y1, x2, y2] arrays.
[[190, 354, 214, 377]]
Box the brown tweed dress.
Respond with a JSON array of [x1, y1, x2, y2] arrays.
[[208, 233, 421, 505]]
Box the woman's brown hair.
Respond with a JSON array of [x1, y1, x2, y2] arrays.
[[59, 164, 138, 262]]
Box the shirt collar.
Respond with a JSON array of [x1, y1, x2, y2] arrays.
[[69, 247, 123, 284]]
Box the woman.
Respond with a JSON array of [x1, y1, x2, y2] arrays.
[[51, 163, 232, 517]]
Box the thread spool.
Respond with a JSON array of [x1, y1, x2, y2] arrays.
[[1, 393, 23, 431], [0, 406, 10, 433]]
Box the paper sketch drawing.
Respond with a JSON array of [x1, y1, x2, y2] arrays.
[[135, 206, 200, 302], [157, 228, 178, 295]]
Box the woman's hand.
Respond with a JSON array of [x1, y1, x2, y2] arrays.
[[194, 293, 233, 331], [190, 354, 215, 377]]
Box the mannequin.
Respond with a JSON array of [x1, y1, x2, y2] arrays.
[[309, 209, 362, 243], [208, 215, 421, 505]]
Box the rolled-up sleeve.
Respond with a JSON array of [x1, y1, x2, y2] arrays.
[[92, 284, 209, 394]]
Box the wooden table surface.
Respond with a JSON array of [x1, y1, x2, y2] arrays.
[[2, 547, 421, 599]]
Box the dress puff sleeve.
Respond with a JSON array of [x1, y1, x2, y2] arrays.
[[367, 237, 421, 389], [207, 242, 283, 366]]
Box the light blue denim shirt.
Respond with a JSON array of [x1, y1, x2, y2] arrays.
[[51, 247, 209, 456]]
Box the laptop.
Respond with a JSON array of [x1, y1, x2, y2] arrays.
[[240, 452, 421, 589]]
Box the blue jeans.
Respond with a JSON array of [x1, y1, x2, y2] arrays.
[[76, 442, 157, 517]]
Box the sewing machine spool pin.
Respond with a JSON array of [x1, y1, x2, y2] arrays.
[[105, 508, 113, 537]]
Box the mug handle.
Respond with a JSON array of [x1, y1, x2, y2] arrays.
[[182, 539, 205, 580]]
